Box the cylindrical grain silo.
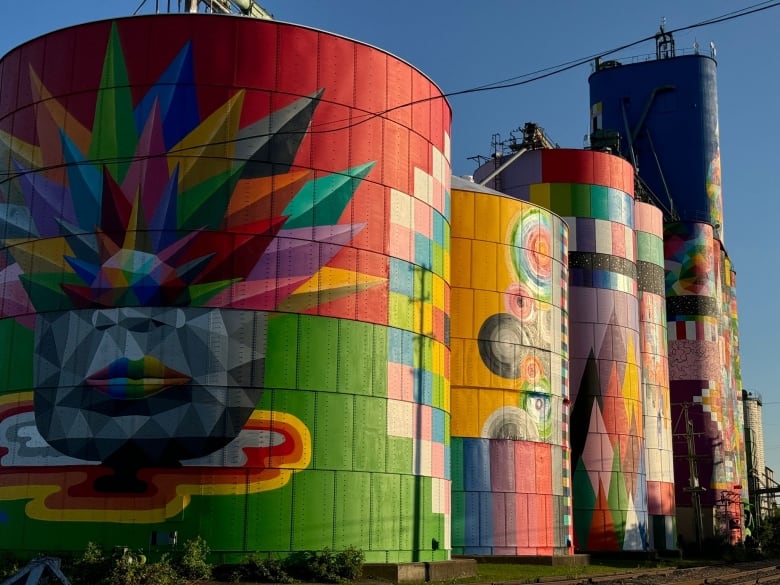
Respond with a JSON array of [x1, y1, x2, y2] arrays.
[[589, 40, 747, 548], [635, 201, 676, 551], [665, 222, 743, 545], [448, 176, 571, 555], [475, 149, 648, 552], [0, 15, 451, 561], [742, 391, 765, 524], [589, 53, 723, 238]]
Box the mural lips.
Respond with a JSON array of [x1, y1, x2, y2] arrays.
[[85, 356, 191, 399]]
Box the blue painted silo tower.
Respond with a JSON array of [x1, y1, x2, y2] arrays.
[[588, 27, 747, 548], [588, 29, 722, 237]]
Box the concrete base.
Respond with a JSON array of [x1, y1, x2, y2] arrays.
[[457, 554, 590, 566], [362, 559, 477, 583]]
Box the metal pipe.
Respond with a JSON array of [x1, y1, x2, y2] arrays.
[[477, 147, 528, 187], [620, 99, 637, 170], [631, 85, 675, 144]]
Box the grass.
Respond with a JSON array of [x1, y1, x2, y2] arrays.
[[422, 559, 707, 585]]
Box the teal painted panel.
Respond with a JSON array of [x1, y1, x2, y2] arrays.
[[337, 319, 376, 396], [372, 325, 388, 397], [291, 470, 335, 550], [265, 314, 299, 390], [636, 231, 664, 266], [386, 436, 413, 474], [450, 438, 464, 491], [297, 315, 339, 391], [333, 471, 371, 549], [353, 396, 387, 472], [451, 490, 466, 548], [370, 473, 401, 550], [315, 393, 354, 470], [590, 185, 610, 220]]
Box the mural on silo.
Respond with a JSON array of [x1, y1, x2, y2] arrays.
[[589, 36, 746, 546], [666, 222, 744, 543], [0, 16, 452, 561], [449, 178, 571, 555], [474, 149, 648, 552], [635, 202, 676, 551]]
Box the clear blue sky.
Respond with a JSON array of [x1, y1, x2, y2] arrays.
[[2, 1, 779, 476]]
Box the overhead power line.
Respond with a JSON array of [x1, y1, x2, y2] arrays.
[[1, 0, 779, 185]]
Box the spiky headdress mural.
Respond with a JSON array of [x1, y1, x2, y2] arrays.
[[0, 23, 377, 317]]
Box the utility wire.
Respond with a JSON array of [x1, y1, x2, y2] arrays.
[[2, 0, 779, 185], [133, 0, 149, 15]]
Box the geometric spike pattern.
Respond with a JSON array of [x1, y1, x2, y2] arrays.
[[664, 222, 716, 298], [0, 24, 376, 315], [0, 19, 390, 510], [0, 14, 454, 563], [449, 186, 570, 555], [0, 21, 389, 501], [569, 313, 648, 552], [499, 149, 648, 552]]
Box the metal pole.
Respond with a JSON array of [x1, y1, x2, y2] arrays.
[[477, 147, 527, 187], [682, 403, 705, 552]]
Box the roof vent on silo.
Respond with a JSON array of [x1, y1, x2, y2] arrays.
[[181, 0, 273, 18], [655, 18, 676, 59]]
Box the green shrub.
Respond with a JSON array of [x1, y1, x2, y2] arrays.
[[333, 547, 364, 581], [107, 553, 178, 585], [71, 542, 111, 585], [0, 553, 21, 581], [174, 536, 212, 581], [70, 540, 209, 585], [286, 547, 364, 583], [237, 555, 294, 583]]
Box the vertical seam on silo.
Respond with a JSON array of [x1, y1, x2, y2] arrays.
[[332, 468, 338, 549]]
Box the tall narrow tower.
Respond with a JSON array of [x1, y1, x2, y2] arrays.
[[589, 25, 746, 547]]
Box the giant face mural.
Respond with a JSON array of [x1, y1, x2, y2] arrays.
[[0, 24, 377, 495], [34, 307, 266, 491], [0, 16, 453, 560]]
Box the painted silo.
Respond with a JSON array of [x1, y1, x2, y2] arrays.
[[0, 15, 452, 561], [635, 201, 676, 551], [448, 176, 571, 555], [589, 37, 747, 547], [589, 53, 723, 236], [475, 149, 647, 552], [665, 223, 744, 544], [743, 391, 766, 523]]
